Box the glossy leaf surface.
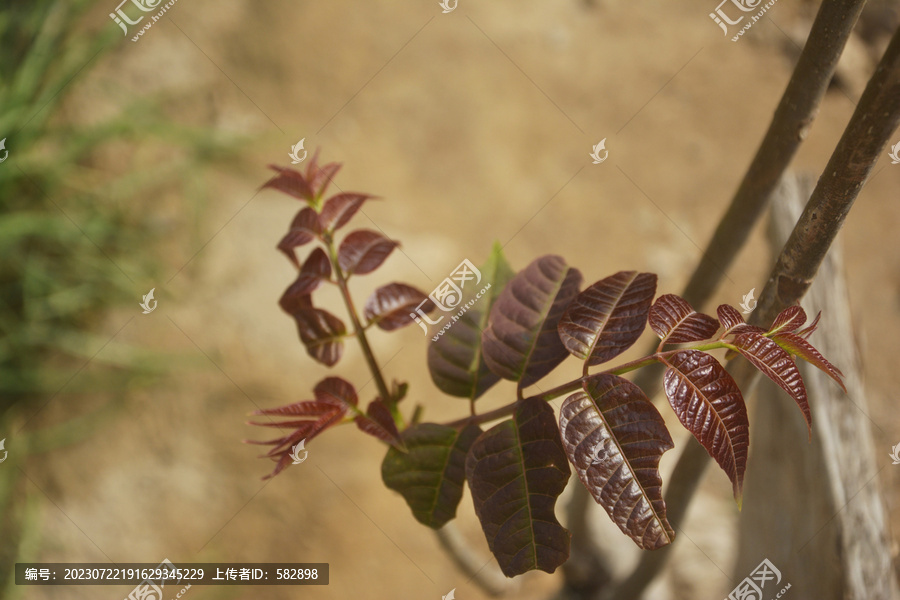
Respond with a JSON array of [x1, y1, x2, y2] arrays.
[[772, 332, 846, 391], [559, 374, 675, 550], [364, 283, 431, 331], [648, 294, 719, 344]]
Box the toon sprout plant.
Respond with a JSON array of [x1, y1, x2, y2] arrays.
[[248, 154, 845, 577]]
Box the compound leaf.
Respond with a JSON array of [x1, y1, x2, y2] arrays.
[[382, 423, 482, 529], [466, 398, 571, 576], [648, 294, 719, 344], [481, 255, 582, 388], [732, 332, 811, 435], [662, 350, 748, 503], [559, 271, 656, 366], [338, 230, 398, 275], [428, 244, 515, 400], [558, 374, 675, 550]]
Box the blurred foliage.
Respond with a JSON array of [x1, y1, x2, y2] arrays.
[[0, 0, 237, 595]]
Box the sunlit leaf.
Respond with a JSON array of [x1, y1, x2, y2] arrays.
[[364, 283, 432, 331], [338, 230, 399, 275], [428, 243, 515, 400], [558, 374, 675, 550], [731, 332, 811, 434], [277, 207, 322, 268], [716, 304, 745, 333], [355, 399, 404, 449], [662, 350, 748, 503], [772, 331, 846, 391], [559, 271, 656, 365], [482, 255, 582, 388], [382, 423, 482, 529], [648, 294, 719, 344], [290, 308, 346, 366], [320, 193, 373, 232], [466, 398, 571, 576], [767, 305, 806, 335]]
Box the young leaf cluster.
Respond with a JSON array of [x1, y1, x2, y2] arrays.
[[251, 157, 844, 576]]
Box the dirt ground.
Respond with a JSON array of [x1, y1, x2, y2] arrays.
[[18, 0, 900, 598]]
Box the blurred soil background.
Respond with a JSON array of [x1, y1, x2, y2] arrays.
[[4, 0, 899, 598]]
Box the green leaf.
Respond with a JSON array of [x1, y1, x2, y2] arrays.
[[427, 243, 515, 400], [382, 423, 482, 529], [466, 398, 571, 577]]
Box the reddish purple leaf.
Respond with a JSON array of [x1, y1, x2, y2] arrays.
[[290, 308, 346, 366], [662, 350, 749, 503], [320, 193, 374, 232], [466, 398, 571, 576], [797, 311, 821, 339], [364, 283, 432, 331], [558, 271, 657, 366], [481, 255, 582, 388], [314, 376, 358, 409], [648, 294, 720, 344], [732, 332, 811, 435], [355, 399, 404, 449], [280, 248, 332, 308], [277, 208, 322, 268], [717, 304, 745, 333], [252, 400, 338, 418], [310, 162, 342, 198], [559, 374, 675, 550], [338, 230, 399, 275], [768, 305, 806, 335], [730, 323, 767, 336], [264, 165, 315, 201], [772, 332, 846, 391]]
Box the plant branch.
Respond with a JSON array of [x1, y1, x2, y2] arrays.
[[323, 236, 394, 415], [608, 23, 900, 599]]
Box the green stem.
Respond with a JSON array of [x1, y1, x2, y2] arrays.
[[323, 235, 398, 425]]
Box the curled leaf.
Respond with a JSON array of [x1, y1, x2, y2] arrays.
[[338, 230, 399, 275], [364, 283, 432, 331], [558, 271, 657, 366], [355, 399, 404, 449], [662, 350, 749, 503], [466, 398, 571, 576], [290, 308, 346, 366], [277, 208, 322, 268], [559, 374, 675, 550], [731, 332, 811, 435], [648, 294, 719, 344], [382, 423, 481, 529], [481, 255, 582, 388], [280, 248, 332, 309]]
